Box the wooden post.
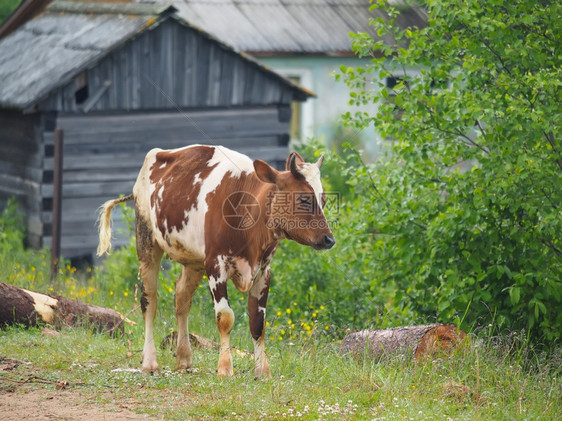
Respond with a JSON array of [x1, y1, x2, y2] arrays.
[[50, 128, 63, 281]]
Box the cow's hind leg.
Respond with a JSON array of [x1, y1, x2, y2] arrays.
[[137, 210, 163, 373], [175, 265, 203, 371], [248, 269, 271, 378], [206, 260, 234, 377]]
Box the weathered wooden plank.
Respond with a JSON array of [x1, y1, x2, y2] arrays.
[[196, 36, 211, 106], [237, 146, 289, 162], [42, 199, 131, 224], [184, 29, 197, 106], [44, 153, 146, 171], [44, 143, 287, 174], [62, 168, 141, 183], [0, 173, 41, 197], [219, 54, 234, 106], [45, 215, 127, 234], [231, 59, 244, 105], [60, 136, 281, 156], [55, 112, 287, 145], [57, 107, 279, 131], [41, 180, 135, 199], [0, 160, 43, 183], [130, 35, 141, 109], [0, 144, 42, 167], [208, 45, 222, 106], [46, 233, 129, 249]]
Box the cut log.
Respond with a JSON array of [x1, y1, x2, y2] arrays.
[[339, 324, 467, 360], [0, 282, 133, 336]]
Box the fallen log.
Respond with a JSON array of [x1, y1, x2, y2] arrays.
[[0, 282, 133, 335], [340, 324, 467, 360]]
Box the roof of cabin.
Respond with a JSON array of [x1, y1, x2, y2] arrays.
[[0, 1, 313, 110], [148, 0, 428, 55]]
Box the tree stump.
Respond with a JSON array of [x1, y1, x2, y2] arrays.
[[0, 282, 132, 335], [340, 324, 467, 360]]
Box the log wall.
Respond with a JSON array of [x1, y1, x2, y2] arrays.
[[40, 107, 290, 258]]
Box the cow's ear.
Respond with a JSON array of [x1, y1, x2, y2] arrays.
[[285, 152, 304, 172], [254, 159, 278, 184], [315, 154, 325, 168]]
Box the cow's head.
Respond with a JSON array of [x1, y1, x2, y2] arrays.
[[254, 152, 335, 250]]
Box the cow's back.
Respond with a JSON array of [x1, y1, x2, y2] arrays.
[[133, 145, 255, 263]]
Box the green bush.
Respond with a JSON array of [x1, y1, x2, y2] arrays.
[[334, 0, 561, 344]]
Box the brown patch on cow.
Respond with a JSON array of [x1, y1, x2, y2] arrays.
[[248, 275, 270, 341], [140, 283, 148, 314], [135, 203, 154, 263], [216, 310, 234, 335], [166, 241, 204, 270], [149, 146, 217, 239], [204, 171, 277, 270]]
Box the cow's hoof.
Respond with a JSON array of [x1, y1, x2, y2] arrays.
[[217, 367, 234, 378], [142, 368, 159, 376]]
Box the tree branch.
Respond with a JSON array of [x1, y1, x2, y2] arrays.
[[543, 240, 562, 258], [543, 130, 562, 171]]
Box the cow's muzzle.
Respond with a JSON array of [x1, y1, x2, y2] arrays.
[[317, 235, 335, 250]]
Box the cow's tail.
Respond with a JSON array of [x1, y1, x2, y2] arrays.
[[97, 194, 134, 256]]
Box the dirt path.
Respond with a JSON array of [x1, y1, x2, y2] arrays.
[[0, 388, 158, 421]]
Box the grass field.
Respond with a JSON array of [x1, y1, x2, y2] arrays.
[[1, 321, 560, 420], [1, 262, 560, 420], [0, 205, 560, 420]]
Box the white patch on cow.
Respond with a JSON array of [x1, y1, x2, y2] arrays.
[[193, 172, 202, 185], [159, 162, 167, 169], [134, 145, 260, 265], [166, 147, 254, 258], [298, 163, 325, 212], [207, 146, 255, 178], [232, 257, 254, 293], [134, 148, 161, 224], [253, 336, 268, 375], [213, 297, 230, 313]]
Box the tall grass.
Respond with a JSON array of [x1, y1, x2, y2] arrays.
[[0, 201, 560, 420]]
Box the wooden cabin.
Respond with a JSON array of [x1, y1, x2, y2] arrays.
[[0, 1, 313, 259]]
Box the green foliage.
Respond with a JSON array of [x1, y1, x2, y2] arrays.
[[0, 198, 54, 291], [336, 0, 562, 343], [0, 198, 24, 251], [0, 0, 21, 25]]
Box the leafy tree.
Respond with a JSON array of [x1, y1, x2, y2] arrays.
[[0, 0, 21, 26], [337, 0, 561, 342]]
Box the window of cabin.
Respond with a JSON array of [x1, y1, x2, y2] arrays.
[[74, 71, 89, 105], [288, 76, 302, 141]]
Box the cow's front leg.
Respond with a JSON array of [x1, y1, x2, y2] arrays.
[[248, 268, 271, 378], [207, 260, 234, 377]]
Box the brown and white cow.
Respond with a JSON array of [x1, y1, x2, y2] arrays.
[[97, 145, 335, 378]]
